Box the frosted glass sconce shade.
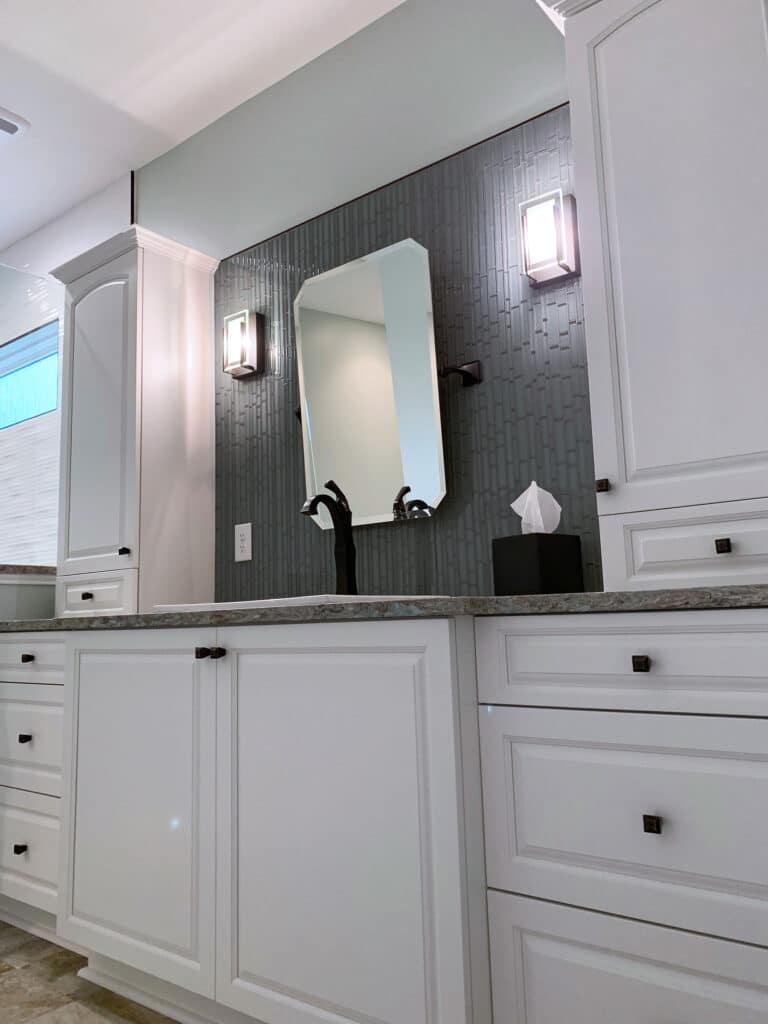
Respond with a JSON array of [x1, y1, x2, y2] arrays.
[[223, 310, 265, 378], [520, 189, 580, 286]]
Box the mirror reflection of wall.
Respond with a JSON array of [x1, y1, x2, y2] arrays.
[[0, 265, 64, 566], [295, 239, 445, 528]]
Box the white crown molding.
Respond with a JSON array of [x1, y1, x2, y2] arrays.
[[52, 226, 219, 284], [536, 0, 605, 19]]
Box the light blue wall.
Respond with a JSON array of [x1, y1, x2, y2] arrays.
[[136, 0, 566, 259]]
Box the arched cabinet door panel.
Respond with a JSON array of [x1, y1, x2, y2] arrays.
[[58, 250, 139, 577]]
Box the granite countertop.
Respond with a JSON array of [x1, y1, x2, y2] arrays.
[[3, 584, 768, 633], [0, 565, 56, 577]]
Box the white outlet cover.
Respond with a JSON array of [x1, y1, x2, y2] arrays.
[[234, 522, 252, 562]]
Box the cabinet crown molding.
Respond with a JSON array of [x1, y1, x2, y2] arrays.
[[51, 227, 219, 284], [536, 0, 604, 18]]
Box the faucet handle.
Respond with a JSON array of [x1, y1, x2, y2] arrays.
[[323, 480, 351, 512], [393, 485, 411, 521]]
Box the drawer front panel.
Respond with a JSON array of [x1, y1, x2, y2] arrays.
[[601, 499, 768, 591], [0, 684, 63, 796], [0, 637, 65, 685], [0, 787, 59, 914], [489, 891, 768, 1023], [481, 707, 768, 945], [57, 570, 137, 616], [477, 610, 768, 715]]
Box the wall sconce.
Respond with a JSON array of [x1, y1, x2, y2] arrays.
[[222, 310, 265, 378], [520, 189, 580, 287]]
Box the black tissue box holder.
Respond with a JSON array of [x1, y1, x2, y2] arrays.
[[492, 533, 584, 596]]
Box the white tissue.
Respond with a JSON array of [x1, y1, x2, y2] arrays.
[[511, 481, 562, 534]]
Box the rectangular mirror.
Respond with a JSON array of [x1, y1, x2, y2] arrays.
[[295, 239, 445, 528]]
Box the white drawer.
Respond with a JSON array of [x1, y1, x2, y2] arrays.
[[56, 570, 138, 616], [0, 786, 59, 914], [0, 635, 65, 685], [477, 610, 768, 715], [481, 706, 768, 945], [489, 891, 768, 1023], [0, 684, 63, 797], [601, 497, 768, 590]]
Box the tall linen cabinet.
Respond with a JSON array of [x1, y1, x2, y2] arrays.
[[542, 0, 768, 589], [52, 228, 219, 614]]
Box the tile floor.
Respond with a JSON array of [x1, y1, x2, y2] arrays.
[[0, 921, 174, 1023]]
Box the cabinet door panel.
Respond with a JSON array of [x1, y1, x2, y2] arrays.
[[569, 0, 768, 513], [59, 251, 138, 575], [216, 620, 477, 1024], [58, 630, 216, 996]]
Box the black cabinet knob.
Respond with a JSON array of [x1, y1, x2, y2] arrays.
[[632, 654, 652, 673], [210, 647, 227, 660], [643, 814, 663, 835], [194, 647, 212, 660], [117, 546, 131, 556], [714, 537, 733, 554], [17, 734, 32, 745], [81, 592, 94, 601], [12, 844, 28, 855], [20, 654, 34, 664], [595, 478, 612, 493]]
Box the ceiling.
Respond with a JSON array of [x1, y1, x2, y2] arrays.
[[0, 0, 406, 250], [136, 0, 568, 259]]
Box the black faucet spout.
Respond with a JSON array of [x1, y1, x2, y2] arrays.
[[301, 480, 358, 595]]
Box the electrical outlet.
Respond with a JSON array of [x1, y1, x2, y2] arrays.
[[234, 522, 252, 562]]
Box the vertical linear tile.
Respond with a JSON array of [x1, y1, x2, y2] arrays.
[[215, 104, 601, 599]]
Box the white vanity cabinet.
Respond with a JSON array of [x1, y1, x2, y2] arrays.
[[53, 228, 218, 614], [0, 635, 65, 920], [549, 0, 768, 588], [477, 611, 768, 1022], [59, 619, 490, 1024]]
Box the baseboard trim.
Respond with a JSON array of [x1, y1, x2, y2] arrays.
[[80, 956, 263, 1024], [0, 895, 86, 956]]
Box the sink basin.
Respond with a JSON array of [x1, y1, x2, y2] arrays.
[[155, 595, 445, 613]]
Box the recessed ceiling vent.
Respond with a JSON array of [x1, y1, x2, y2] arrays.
[[0, 106, 30, 141]]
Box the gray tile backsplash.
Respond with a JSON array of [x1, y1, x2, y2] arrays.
[[215, 103, 601, 599]]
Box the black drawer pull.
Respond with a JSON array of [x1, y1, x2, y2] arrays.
[[194, 647, 212, 660], [210, 647, 227, 660], [17, 734, 32, 745], [643, 814, 663, 835], [81, 592, 94, 601], [117, 546, 131, 556], [595, 478, 612, 493], [714, 537, 732, 554], [632, 654, 652, 673], [20, 654, 34, 664], [13, 844, 28, 856]]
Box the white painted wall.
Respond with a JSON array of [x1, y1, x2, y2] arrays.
[[136, 0, 567, 258], [0, 268, 64, 565], [0, 175, 132, 277], [299, 308, 403, 520]]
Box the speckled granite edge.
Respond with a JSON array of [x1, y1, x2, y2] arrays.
[[0, 565, 56, 577], [4, 585, 768, 633]]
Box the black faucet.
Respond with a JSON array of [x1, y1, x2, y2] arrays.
[[393, 485, 435, 521], [301, 480, 357, 595]]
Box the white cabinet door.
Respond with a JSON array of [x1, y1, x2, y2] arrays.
[[58, 250, 139, 575], [568, 0, 768, 514], [215, 619, 485, 1024], [58, 629, 216, 996], [489, 891, 768, 1023]]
